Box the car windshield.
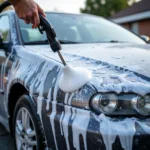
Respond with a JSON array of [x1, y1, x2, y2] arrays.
[[19, 13, 145, 44]]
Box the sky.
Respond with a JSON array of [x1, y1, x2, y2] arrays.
[[35, 0, 85, 13], [35, 0, 141, 13]]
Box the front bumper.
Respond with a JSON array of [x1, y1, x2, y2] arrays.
[[42, 101, 150, 150], [86, 113, 150, 150]]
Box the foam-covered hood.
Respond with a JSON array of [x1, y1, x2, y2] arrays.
[[26, 43, 150, 95]]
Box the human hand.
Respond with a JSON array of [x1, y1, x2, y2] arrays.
[[10, 0, 46, 28]]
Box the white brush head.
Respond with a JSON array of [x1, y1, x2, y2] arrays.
[[59, 65, 92, 92]]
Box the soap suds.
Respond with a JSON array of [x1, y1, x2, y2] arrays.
[[72, 109, 90, 150], [60, 112, 65, 136], [48, 68, 62, 150], [98, 114, 136, 150], [53, 68, 61, 102], [46, 88, 52, 110], [68, 93, 75, 105], [71, 108, 76, 120], [36, 62, 54, 119], [90, 73, 150, 96], [50, 101, 58, 150], [59, 65, 92, 93], [3, 38, 150, 150], [61, 106, 72, 150], [53, 78, 56, 84], [137, 121, 150, 134], [64, 93, 69, 104], [37, 96, 43, 119]]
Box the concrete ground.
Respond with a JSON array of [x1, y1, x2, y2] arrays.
[[0, 123, 15, 150]]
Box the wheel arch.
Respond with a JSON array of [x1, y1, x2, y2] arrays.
[[8, 80, 29, 135]]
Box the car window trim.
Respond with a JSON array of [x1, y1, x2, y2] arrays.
[[15, 14, 24, 46], [0, 14, 11, 43]]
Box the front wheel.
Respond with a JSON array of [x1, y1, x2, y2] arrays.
[[13, 95, 45, 150]]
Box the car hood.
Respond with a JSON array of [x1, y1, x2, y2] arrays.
[[26, 43, 150, 95]]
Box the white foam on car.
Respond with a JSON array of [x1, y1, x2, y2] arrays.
[[72, 108, 90, 150], [4, 45, 150, 150], [59, 65, 92, 93], [59, 111, 65, 135], [95, 113, 150, 150], [62, 106, 72, 150], [58, 99, 150, 150], [90, 73, 150, 96], [50, 101, 58, 150], [46, 88, 52, 110], [49, 69, 62, 150], [98, 114, 136, 150], [68, 92, 75, 105], [64, 93, 69, 104]]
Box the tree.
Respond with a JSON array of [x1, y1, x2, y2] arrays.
[[128, 0, 140, 5], [80, 0, 129, 17]]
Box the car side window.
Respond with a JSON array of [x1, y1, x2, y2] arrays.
[[0, 15, 10, 42]]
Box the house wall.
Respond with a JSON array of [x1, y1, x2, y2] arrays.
[[121, 19, 150, 37], [138, 19, 150, 37], [122, 23, 130, 30]]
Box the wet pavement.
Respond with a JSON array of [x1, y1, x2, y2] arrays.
[[0, 124, 15, 150]]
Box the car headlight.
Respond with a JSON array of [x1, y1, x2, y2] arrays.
[[90, 93, 150, 116], [91, 93, 118, 114], [132, 95, 150, 116]]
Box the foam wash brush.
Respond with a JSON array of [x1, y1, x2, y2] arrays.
[[38, 14, 92, 93]]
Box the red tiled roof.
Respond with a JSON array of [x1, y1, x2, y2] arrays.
[[112, 0, 150, 18]]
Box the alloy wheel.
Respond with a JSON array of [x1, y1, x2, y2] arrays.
[[15, 107, 37, 150]]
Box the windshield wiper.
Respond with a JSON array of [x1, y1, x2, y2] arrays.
[[95, 40, 129, 43], [24, 40, 49, 45], [108, 40, 129, 43], [59, 40, 81, 44], [25, 40, 80, 45], [109, 40, 120, 43]]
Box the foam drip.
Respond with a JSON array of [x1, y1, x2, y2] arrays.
[[72, 109, 90, 150], [62, 106, 72, 150], [50, 101, 58, 150], [46, 88, 52, 110], [98, 114, 136, 150]]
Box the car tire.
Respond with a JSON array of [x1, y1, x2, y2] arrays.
[[13, 94, 46, 150]]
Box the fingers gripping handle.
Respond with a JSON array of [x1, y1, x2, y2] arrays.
[[38, 14, 62, 52]]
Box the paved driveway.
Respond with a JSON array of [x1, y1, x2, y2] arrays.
[[0, 124, 15, 150]]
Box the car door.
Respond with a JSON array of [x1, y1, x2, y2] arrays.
[[0, 14, 11, 120]]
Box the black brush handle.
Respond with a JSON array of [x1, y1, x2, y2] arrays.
[[39, 14, 62, 52], [0, 1, 12, 13]]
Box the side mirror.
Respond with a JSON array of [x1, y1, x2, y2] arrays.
[[0, 34, 9, 49], [141, 35, 150, 43], [0, 34, 3, 43]]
